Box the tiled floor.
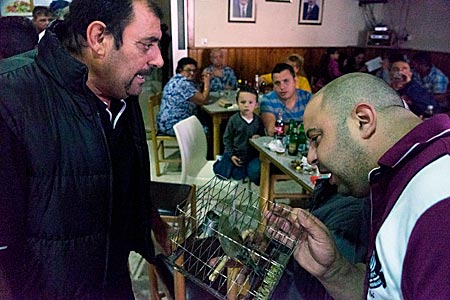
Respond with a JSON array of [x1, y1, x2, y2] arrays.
[[129, 140, 181, 300]]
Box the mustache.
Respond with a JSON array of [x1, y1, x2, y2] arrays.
[[317, 162, 329, 173], [138, 68, 155, 77]]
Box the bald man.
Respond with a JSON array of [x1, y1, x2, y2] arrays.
[[267, 73, 450, 300]]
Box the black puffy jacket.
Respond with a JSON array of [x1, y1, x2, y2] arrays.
[[0, 31, 158, 299]]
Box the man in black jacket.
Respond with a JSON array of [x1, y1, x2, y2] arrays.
[[0, 1, 170, 299]]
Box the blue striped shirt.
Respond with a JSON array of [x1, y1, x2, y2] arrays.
[[260, 89, 312, 122], [413, 65, 449, 94]]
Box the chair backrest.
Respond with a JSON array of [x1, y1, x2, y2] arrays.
[[173, 116, 208, 183], [148, 92, 162, 138]]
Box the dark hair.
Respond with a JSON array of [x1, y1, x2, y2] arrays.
[[0, 16, 38, 59], [33, 6, 51, 18], [317, 47, 339, 83], [236, 85, 258, 103], [271, 63, 295, 79], [412, 52, 432, 68], [176, 57, 197, 73], [389, 53, 408, 65], [326, 47, 338, 56], [59, 0, 162, 55]]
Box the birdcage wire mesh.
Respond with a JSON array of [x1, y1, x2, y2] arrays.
[[166, 176, 299, 300]]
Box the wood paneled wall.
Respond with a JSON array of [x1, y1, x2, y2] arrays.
[[188, 47, 450, 85]]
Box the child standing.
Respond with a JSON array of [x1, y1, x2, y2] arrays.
[[213, 86, 265, 184]]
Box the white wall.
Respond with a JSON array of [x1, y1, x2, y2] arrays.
[[194, 0, 366, 47], [193, 0, 450, 53], [378, 0, 450, 52]]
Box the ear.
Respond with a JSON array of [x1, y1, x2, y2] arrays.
[[85, 21, 109, 56], [353, 103, 377, 140]]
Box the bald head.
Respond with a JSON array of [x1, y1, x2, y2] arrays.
[[304, 73, 421, 197], [316, 73, 403, 119]]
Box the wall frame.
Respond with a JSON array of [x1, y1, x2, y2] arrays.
[[266, 0, 292, 2], [228, 0, 256, 23], [1, 0, 34, 16], [298, 0, 323, 25]]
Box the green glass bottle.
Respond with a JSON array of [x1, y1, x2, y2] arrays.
[[285, 119, 296, 148], [288, 127, 299, 156], [298, 123, 308, 156]]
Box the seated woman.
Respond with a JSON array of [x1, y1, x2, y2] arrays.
[[157, 57, 211, 135], [259, 53, 312, 93], [314, 47, 343, 90], [342, 49, 368, 74]]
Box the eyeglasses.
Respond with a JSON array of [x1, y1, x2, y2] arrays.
[[183, 68, 196, 73]]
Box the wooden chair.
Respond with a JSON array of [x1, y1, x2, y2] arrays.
[[148, 181, 197, 300], [148, 92, 181, 176], [269, 173, 312, 208]]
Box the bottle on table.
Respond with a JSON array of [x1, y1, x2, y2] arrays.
[[423, 105, 434, 119], [274, 112, 285, 140], [288, 126, 299, 156], [297, 123, 308, 156], [284, 119, 296, 148], [255, 74, 259, 93]]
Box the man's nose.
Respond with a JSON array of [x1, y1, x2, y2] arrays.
[[148, 48, 164, 68], [307, 147, 318, 166]]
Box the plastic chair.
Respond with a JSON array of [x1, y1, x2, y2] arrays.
[[173, 116, 216, 185], [148, 92, 181, 176], [147, 181, 197, 300]]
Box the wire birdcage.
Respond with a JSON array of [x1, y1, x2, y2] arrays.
[[166, 177, 300, 300]]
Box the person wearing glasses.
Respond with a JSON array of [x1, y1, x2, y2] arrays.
[[157, 57, 211, 135]]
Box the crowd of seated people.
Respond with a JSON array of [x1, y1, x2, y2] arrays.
[[156, 47, 448, 146]]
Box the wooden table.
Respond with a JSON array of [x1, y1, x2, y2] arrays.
[[202, 91, 239, 158], [250, 136, 316, 212]]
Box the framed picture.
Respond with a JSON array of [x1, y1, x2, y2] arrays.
[[266, 0, 292, 2], [1, 0, 34, 16], [228, 0, 256, 23], [298, 0, 323, 25]]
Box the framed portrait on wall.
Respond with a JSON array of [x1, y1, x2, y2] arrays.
[[228, 0, 256, 23], [298, 0, 324, 25], [1, 0, 34, 16]]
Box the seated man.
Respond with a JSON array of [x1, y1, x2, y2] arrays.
[[272, 178, 370, 300], [259, 63, 312, 136], [259, 54, 312, 93], [157, 57, 211, 135], [202, 48, 238, 92], [389, 56, 439, 117], [411, 52, 449, 104]]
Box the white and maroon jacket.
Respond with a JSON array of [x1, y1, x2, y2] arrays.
[[366, 114, 450, 299]]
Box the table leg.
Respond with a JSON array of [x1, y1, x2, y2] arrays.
[[259, 153, 270, 213], [212, 116, 221, 158], [174, 255, 186, 300]]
